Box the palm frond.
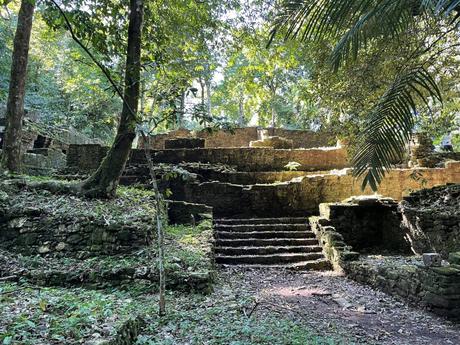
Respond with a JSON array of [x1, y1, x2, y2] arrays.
[[273, 0, 460, 67], [330, 1, 415, 70], [272, 1, 416, 64], [352, 66, 442, 191], [272, 0, 373, 43], [433, 0, 460, 14]]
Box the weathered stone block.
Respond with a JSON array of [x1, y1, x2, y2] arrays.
[[423, 253, 442, 267], [164, 137, 205, 149], [249, 136, 294, 149], [167, 200, 212, 225]]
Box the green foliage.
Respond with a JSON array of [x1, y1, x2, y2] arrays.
[[0, 3, 120, 143], [0, 282, 149, 344], [284, 161, 301, 171], [353, 66, 442, 190], [273, 0, 460, 189], [136, 294, 345, 345], [212, 28, 316, 128]]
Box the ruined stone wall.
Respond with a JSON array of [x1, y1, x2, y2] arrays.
[[67, 144, 109, 172], [179, 163, 460, 217], [271, 128, 336, 148], [345, 260, 460, 320], [0, 182, 154, 257], [315, 161, 460, 203], [318, 199, 410, 254], [400, 184, 460, 256], [67, 144, 350, 172], [139, 127, 335, 149], [66, 144, 460, 218]]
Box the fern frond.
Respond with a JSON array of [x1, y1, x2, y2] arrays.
[[352, 66, 442, 191]]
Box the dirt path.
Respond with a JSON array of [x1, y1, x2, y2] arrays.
[[217, 268, 460, 345]]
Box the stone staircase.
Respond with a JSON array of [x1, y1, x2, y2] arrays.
[[214, 217, 330, 270]]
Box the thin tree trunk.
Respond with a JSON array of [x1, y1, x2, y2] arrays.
[[205, 78, 211, 116], [140, 132, 166, 316], [178, 91, 186, 129], [199, 77, 206, 126], [270, 106, 276, 129], [1, 0, 35, 172], [199, 77, 205, 107], [238, 94, 244, 126], [79, 0, 144, 198]]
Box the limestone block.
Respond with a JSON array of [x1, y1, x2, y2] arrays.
[[249, 136, 293, 149], [38, 245, 51, 254], [164, 137, 205, 149], [423, 253, 442, 267]]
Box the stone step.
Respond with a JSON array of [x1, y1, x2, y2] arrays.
[[214, 224, 310, 232], [215, 252, 324, 265], [220, 259, 331, 271], [215, 238, 319, 247], [214, 217, 308, 225], [215, 245, 322, 256], [215, 231, 315, 240]]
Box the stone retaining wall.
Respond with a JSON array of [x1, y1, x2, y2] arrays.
[[309, 194, 460, 321], [400, 184, 460, 256], [65, 144, 460, 217], [309, 216, 359, 272], [310, 161, 460, 203], [0, 183, 154, 257], [0, 149, 66, 175], [317, 198, 410, 254], [138, 127, 335, 149], [67, 144, 350, 172], [1, 215, 153, 257], [344, 259, 460, 320], [163, 163, 460, 217], [67, 144, 109, 171]]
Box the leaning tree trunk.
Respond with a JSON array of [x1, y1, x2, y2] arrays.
[[1, 0, 35, 172], [79, 0, 144, 198]]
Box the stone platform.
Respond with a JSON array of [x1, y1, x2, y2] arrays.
[[66, 144, 460, 219]]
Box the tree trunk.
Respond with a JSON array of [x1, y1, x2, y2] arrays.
[[199, 77, 205, 107], [205, 77, 212, 116], [199, 77, 207, 126], [238, 94, 245, 126], [1, 0, 35, 172], [79, 0, 144, 198], [178, 91, 186, 128], [270, 106, 276, 128]]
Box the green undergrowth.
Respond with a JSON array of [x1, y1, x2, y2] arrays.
[[137, 294, 343, 345], [0, 282, 155, 345], [0, 177, 158, 226], [0, 281, 344, 345], [0, 176, 214, 292], [0, 221, 213, 292]]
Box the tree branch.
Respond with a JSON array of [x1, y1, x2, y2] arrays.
[[49, 0, 137, 120]]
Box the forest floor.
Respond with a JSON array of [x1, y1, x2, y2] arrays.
[[2, 266, 460, 344], [135, 268, 460, 345], [1, 177, 459, 344]]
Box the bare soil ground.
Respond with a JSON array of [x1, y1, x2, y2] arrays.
[[218, 267, 460, 345]]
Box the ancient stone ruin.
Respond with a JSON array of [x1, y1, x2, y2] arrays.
[[4, 127, 460, 320], [0, 106, 100, 174]]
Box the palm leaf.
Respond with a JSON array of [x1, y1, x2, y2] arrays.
[[273, 0, 456, 190], [273, 1, 422, 69], [352, 66, 442, 191], [330, 1, 414, 70]]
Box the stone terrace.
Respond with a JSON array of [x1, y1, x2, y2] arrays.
[[66, 129, 460, 270]]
